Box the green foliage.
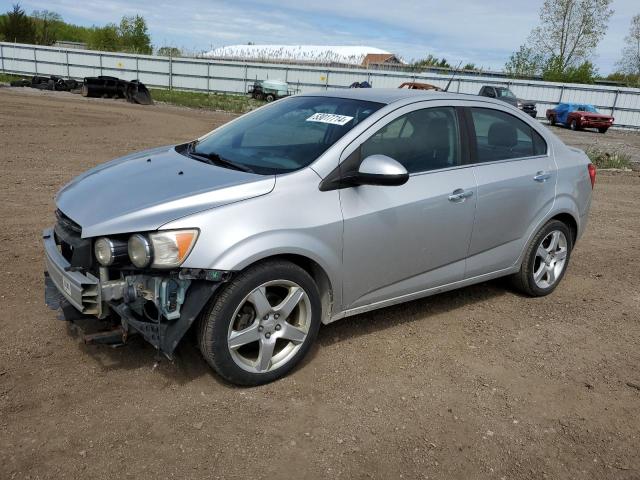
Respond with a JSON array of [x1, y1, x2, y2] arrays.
[[0, 5, 152, 54], [413, 54, 452, 69], [157, 46, 182, 57], [88, 24, 119, 51], [150, 89, 265, 114], [606, 71, 640, 87], [0, 4, 36, 43], [505, 45, 544, 77], [118, 15, 151, 54], [542, 57, 597, 83], [586, 147, 631, 169], [32, 10, 63, 45]]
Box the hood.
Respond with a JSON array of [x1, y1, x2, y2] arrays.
[[56, 146, 275, 238]]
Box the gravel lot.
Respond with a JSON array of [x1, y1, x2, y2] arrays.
[[1, 87, 639, 480]]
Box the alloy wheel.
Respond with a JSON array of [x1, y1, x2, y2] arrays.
[[227, 280, 311, 373], [533, 230, 568, 289]]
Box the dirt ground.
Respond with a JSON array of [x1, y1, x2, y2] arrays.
[[1, 87, 639, 480]]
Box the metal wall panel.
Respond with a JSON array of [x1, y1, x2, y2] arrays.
[[2, 42, 639, 128]]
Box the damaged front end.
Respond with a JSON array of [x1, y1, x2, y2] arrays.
[[43, 212, 230, 358]]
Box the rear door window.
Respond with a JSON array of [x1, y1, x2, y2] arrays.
[[470, 108, 547, 163]]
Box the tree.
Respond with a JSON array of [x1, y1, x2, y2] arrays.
[[529, 0, 613, 72], [32, 10, 63, 45], [616, 14, 640, 81], [504, 45, 544, 77], [413, 54, 452, 69], [543, 57, 597, 83], [0, 4, 36, 43], [118, 15, 152, 54], [88, 24, 119, 51], [157, 46, 181, 57]]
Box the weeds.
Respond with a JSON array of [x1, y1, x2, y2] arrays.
[[586, 147, 632, 169], [149, 89, 265, 114]]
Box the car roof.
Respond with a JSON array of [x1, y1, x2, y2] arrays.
[[297, 88, 476, 105]]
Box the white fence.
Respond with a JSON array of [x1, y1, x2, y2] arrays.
[[2, 41, 640, 128]]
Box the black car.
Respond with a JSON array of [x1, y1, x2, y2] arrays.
[[479, 85, 537, 118]]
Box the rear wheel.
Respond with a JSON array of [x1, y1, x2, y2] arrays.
[[198, 260, 321, 386], [511, 220, 572, 297]]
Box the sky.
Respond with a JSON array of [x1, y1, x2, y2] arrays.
[[2, 0, 637, 74]]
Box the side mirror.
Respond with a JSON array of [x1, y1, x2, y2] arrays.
[[353, 155, 409, 186]]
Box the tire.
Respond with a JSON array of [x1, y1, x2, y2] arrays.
[[81, 84, 89, 97], [510, 220, 573, 297], [198, 260, 322, 386], [570, 119, 579, 131], [549, 115, 556, 126], [265, 94, 275, 102], [598, 127, 608, 134]]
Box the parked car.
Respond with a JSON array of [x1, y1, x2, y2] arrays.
[[44, 90, 595, 385], [398, 82, 442, 91], [248, 79, 293, 102], [479, 85, 537, 118], [546, 103, 614, 133]]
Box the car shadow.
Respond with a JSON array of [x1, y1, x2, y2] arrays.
[[68, 278, 512, 387]]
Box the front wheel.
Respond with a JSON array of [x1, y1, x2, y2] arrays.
[[265, 93, 275, 102], [510, 220, 573, 297], [198, 261, 321, 386], [549, 115, 556, 126], [598, 127, 608, 134], [570, 119, 579, 131]]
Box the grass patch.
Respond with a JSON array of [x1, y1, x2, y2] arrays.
[[0, 72, 23, 83], [586, 147, 632, 169], [149, 88, 265, 114]]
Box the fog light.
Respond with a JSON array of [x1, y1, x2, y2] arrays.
[[94, 237, 127, 266], [128, 234, 152, 268]]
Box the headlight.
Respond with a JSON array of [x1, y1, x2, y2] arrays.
[[94, 237, 127, 266], [127, 230, 198, 269], [148, 229, 199, 268], [128, 234, 153, 268]]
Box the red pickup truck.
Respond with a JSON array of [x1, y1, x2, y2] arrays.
[[546, 103, 614, 134]]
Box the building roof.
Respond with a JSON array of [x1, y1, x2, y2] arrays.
[[202, 45, 399, 65], [361, 53, 402, 66]]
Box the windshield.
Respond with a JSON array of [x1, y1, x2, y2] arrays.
[[575, 104, 598, 113], [496, 88, 516, 99], [189, 96, 383, 174]]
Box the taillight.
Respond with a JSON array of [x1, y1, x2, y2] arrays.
[[588, 164, 596, 189]]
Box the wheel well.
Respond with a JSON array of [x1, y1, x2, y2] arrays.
[[551, 213, 578, 245], [243, 254, 334, 323]]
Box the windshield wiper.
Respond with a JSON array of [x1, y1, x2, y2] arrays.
[[186, 141, 254, 173]]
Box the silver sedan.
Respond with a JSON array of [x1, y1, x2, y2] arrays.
[[44, 89, 595, 385]]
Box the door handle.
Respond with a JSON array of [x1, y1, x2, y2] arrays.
[[534, 171, 552, 182], [448, 189, 474, 202]]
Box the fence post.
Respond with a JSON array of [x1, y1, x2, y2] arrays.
[[65, 50, 70, 77], [207, 62, 211, 94], [136, 55, 139, 80], [99, 53, 103, 76], [325, 70, 329, 90], [169, 53, 173, 90], [1, 44, 4, 72], [244, 64, 248, 93], [558, 85, 565, 102], [611, 90, 620, 118], [33, 47, 37, 75]]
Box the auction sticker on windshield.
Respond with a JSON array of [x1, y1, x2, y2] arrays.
[[306, 113, 354, 126]]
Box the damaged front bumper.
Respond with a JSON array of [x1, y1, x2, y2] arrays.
[[43, 228, 226, 357]]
